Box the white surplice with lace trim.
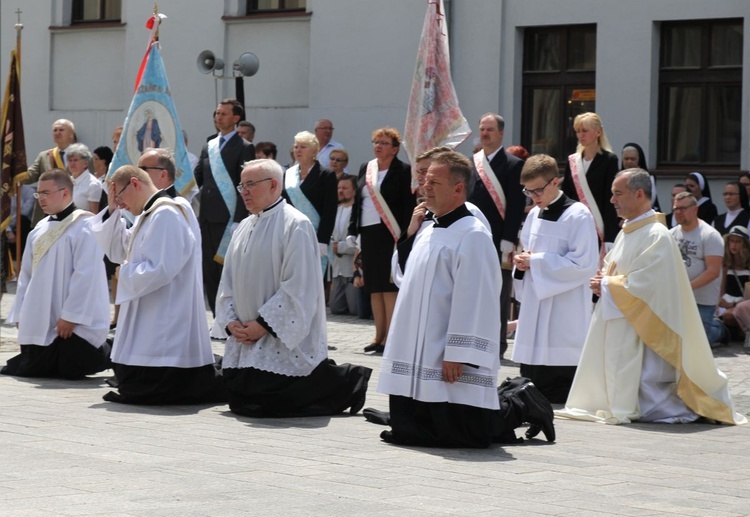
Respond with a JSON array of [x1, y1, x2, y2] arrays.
[[215, 198, 328, 377]]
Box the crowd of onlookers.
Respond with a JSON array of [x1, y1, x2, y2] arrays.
[[6, 103, 750, 357]]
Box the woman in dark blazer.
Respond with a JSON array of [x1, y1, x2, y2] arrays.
[[561, 112, 621, 246], [282, 131, 338, 250], [348, 127, 415, 354]]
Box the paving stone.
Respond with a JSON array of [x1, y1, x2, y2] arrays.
[[1, 283, 749, 515]]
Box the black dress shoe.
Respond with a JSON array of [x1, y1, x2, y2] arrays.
[[368, 344, 385, 355], [102, 391, 123, 403], [349, 367, 372, 415], [350, 390, 366, 415], [517, 383, 555, 442], [105, 377, 119, 388], [380, 430, 395, 443], [363, 408, 391, 426], [363, 342, 381, 353]]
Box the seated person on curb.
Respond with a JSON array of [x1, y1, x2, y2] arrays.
[[215, 159, 372, 418], [512, 154, 599, 404], [717, 226, 750, 347], [89, 165, 226, 404], [558, 169, 746, 425], [670, 192, 727, 346], [2, 169, 111, 379]]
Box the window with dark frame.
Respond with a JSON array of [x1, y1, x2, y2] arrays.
[[71, 0, 121, 23], [246, 0, 306, 14], [658, 19, 743, 170], [521, 25, 597, 164]]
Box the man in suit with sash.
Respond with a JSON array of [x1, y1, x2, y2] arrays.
[[469, 113, 525, 357], [194, 99, 255, 315], [24, 119, 77, 227]]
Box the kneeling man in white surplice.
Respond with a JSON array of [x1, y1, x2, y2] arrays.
[[2, 169, 110, 379], [216, 159, 371, 418], [377, 150, 503, 447], [557, 168, 746, 425], [90, 165, 226, 404]]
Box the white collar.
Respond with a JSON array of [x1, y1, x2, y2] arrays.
[[625, 209, 655, 224], [485, 146, 503, 163]]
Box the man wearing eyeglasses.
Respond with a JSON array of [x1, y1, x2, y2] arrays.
[[216, 159, 371, 418], [2, 169, 111, 379], [314, 118, 345, 170], [670, 191, 727, 346], [138, 147, 203, 257], [559, 169, 745, 425], [89, 165, 226, 405], [139, 148, 182, 199], [511, 154, 598, 403]]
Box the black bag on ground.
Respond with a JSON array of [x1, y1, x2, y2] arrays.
[[495, 376, 556, 443]]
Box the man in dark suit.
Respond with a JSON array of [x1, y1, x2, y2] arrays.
[[468, 113, 526, 358], [194, 99, 255, 315]]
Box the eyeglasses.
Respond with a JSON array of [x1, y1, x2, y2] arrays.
[[114, 181, 131, 202], [672, 204, 697, 212], [522, 177, 555, 198], [723, 192, 740, 196], [372, 140, 393, 146], [237, 178, 272, 192], [329, 157, 347, 163], [141, 166, 167, 172], [33, 188, 65, 199], [316, 126, 334, 131]]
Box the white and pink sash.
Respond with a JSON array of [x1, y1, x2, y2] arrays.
[[473, 150, 506, 220], [365, 159, 401, 241], [568, 153, 605, 245]]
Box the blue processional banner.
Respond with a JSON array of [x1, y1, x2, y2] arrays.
[[108, 43, 195, 196]]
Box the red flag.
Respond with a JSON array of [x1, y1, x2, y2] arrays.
[[1, 50, 27, 232], [134, 13, 167, 91], [403, 0, 471, 186]]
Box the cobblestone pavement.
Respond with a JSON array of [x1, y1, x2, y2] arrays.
[[1, 283, 749, 516]]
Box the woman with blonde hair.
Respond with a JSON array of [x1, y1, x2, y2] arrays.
[[718, 226, 750, 347], [561, 112, 620, 249], [282, 131, 338, 276]]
